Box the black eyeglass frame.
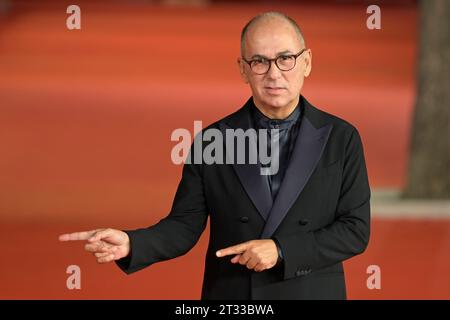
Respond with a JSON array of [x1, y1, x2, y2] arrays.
[[242, 48, 308, 75]]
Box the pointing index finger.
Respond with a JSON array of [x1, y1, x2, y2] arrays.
[[216, 242, 249, 257], [58, 229, 101, 242]]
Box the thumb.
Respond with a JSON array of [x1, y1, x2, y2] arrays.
[[88, 229, 112, 243]]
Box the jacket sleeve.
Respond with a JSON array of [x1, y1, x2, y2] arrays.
[[116, 151, 208, 274], [274, 127, 371, 280]]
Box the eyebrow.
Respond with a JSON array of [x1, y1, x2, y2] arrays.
[[250, 50, 293, 59]]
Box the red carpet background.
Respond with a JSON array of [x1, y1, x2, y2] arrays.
[[1, 0, 449, 299]]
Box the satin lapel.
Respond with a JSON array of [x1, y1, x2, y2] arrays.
[[219, 121, 273, 221], [260, 117, 333, 238]]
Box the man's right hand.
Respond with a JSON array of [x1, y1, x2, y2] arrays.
[[59, 228, 130, 264]]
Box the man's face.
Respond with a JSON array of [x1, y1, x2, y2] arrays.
[[238, 19, 312, 113]]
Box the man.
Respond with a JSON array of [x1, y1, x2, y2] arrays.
[[59, 12, 370, 300]]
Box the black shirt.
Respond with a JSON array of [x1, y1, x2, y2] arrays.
[[251, 99, 302, 201]]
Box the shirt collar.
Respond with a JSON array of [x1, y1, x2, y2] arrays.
[[252, 99, 301, 130]]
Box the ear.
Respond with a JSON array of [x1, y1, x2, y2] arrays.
[[237, 57, 249, 84], [303, 49, 312, 78]]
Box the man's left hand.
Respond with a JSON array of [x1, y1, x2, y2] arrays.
[[216, 239, 279, 272]]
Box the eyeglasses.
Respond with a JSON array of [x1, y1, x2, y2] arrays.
[[242, 48, 308, 75]]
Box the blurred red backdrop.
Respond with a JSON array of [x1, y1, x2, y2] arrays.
[[0, 0, 449, 299]]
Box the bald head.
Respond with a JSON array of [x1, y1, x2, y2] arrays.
[[240, 12, 305, 57]]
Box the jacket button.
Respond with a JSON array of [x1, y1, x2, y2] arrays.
[[240, 216, 249, 223], [298, 219, 309, 226], [295, 270, 302, 277]]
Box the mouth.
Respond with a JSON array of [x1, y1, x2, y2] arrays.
[[264, 86, 286, 94]]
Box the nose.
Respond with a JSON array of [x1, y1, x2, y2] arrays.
[[266, 60, 282, 80]]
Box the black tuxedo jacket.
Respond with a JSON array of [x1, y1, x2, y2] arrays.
[[117, 96, 371, 300]]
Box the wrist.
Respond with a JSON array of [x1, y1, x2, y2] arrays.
[[272, 238, 284, 263]]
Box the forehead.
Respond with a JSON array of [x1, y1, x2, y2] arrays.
[[244, 19, 301, 56]]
